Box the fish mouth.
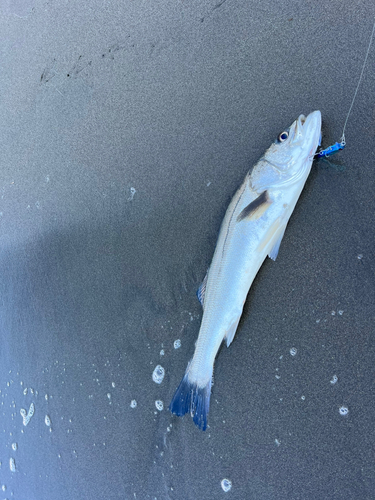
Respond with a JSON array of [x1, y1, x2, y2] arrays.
[[302, 110, 321, 144], [301, 110, 321, 133], [293, 110, 321, 156]]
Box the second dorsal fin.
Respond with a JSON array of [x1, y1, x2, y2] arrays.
[[197, 268, 209, 308]]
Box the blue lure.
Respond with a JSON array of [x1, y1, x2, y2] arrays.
[[315, 140, 346, 158]]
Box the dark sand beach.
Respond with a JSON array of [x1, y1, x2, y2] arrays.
[[0, 1, 374, 498]]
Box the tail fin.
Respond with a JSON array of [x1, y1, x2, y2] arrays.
[[169, 364, 212, 431]]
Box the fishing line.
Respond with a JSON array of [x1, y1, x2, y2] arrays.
[[315, 16, 375, 158]]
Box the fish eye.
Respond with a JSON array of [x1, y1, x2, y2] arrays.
[[278, 131, 289, 142]]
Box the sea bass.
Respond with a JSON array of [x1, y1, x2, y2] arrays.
[[169, 110, 322, 430]]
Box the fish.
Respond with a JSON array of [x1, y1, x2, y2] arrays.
[[169, 110, 322, 430]]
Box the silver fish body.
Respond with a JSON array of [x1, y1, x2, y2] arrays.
[[169, 110, 322, 430]]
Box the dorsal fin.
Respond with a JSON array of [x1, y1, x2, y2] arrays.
[[197, 268, 209, 308]]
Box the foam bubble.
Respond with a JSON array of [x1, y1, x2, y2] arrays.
[[221, 479, 232, 492], [330, 375, 338, 385], [20, 402, 35, 426], [128, 187, 136, 201], [155, 400, 164, 411], [152, 365, 165, 384], [28, 402, 35, 418], [339, 406, 348, 416]]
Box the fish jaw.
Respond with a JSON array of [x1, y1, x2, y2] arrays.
[[299, 110, 322, 159], [282, 110, 322, 176]]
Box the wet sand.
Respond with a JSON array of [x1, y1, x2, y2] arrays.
[[1, 1, 374, 498]]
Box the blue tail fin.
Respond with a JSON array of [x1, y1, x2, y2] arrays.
[[169, 366, 212, 431]]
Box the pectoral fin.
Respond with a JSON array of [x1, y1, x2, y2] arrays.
[[237, 190, 272, 222]]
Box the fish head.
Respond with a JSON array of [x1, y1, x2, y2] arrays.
[[252, 110, 322, 190]]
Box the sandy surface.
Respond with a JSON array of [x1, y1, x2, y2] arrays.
[[1, 1, 375, 498]]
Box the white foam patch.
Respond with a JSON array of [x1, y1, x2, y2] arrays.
[[20, 402, 35, 426], [152, 365, 165, 384], [221, 479, 232, 492], [330, 375, 338, 385], [28, 402, 35, 418], [339, 406, 349, 416], [155, 400, 164, 411]]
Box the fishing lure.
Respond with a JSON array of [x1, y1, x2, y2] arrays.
[[315, 140, 346, 158]]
